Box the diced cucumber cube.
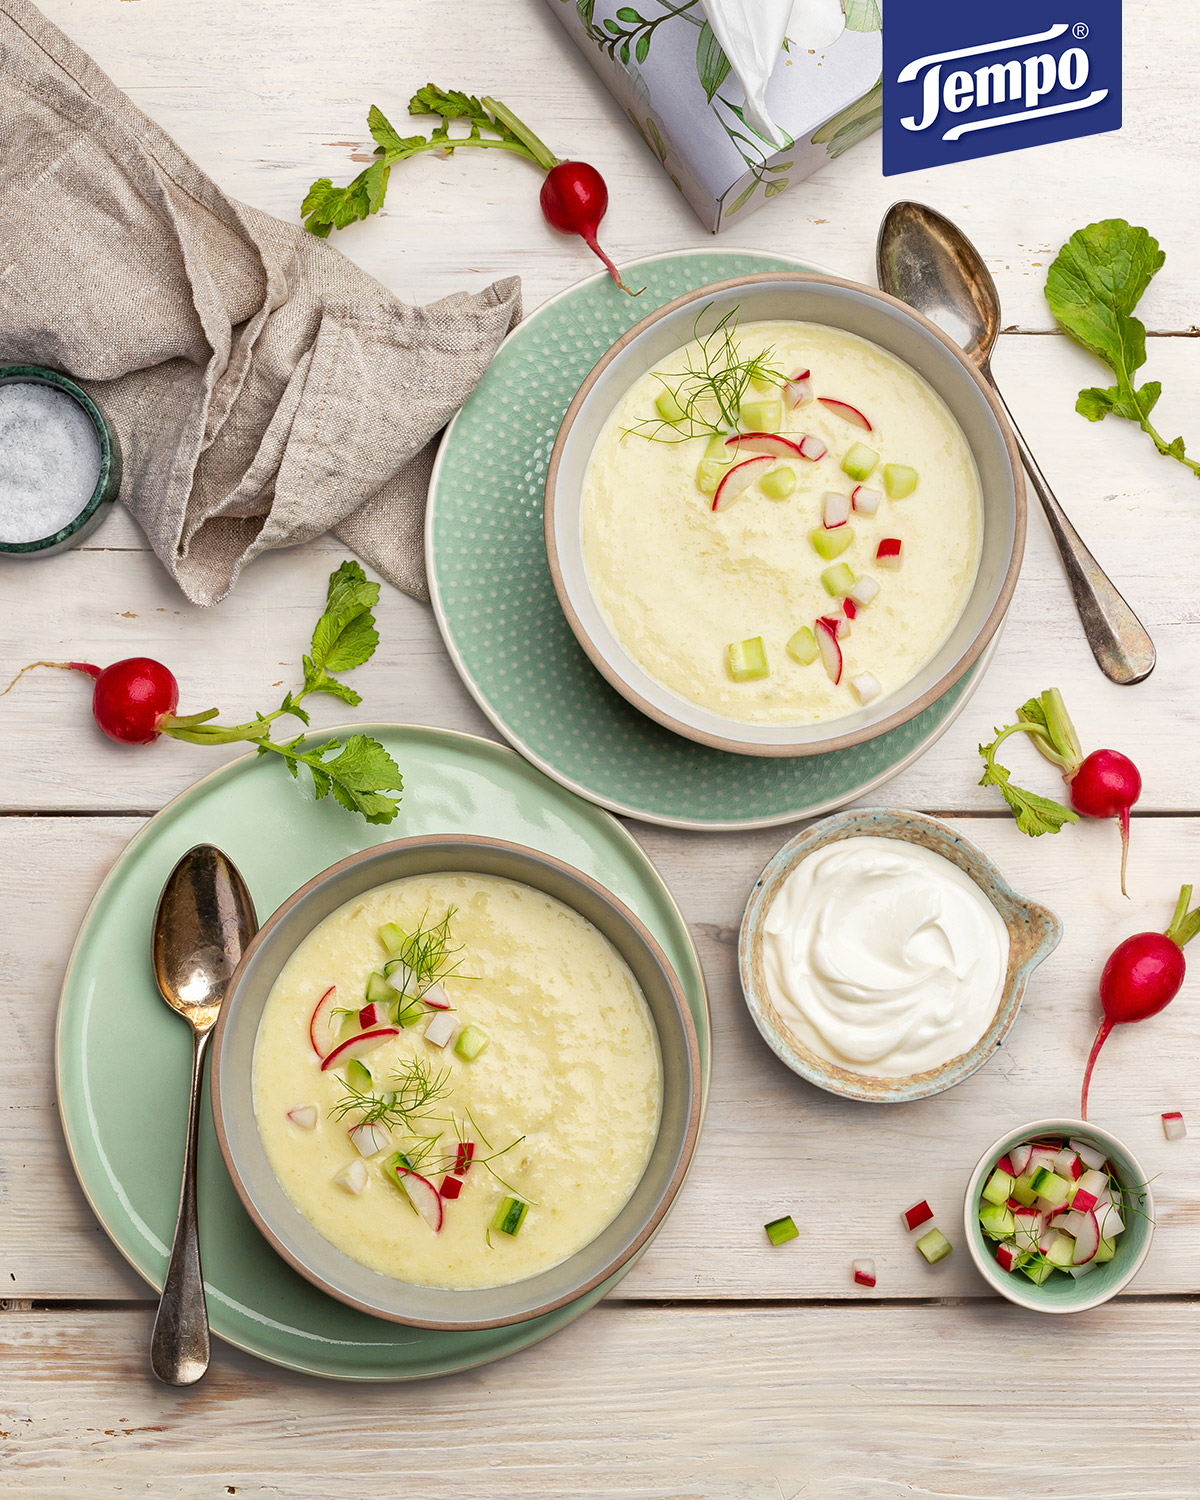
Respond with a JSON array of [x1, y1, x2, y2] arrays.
[[786, 627, 819, 666], [978, 1203, 1015, 1239], [1094, 1236, 1117, 1263], [765, 1215, 799, 1246], [1021, 1258, 1055, 1285], [1046, 1232, 1076, 1269], [344, 1058, 373, 1093], [396, 998, 426, 1028], [727, 637, 770, 682], [695, 460, 728, 495], [841, 442, 879, 481], [810, 526, 854, 560], [655, 389, 687, 424], [915, 1228, 952, 1264], [705, 434, 732, 458], [378, 922, 407, 955], [739, 398, 782, 433], [883, 463, 919, 498], [491, 1196, 529, 1237], [759, 465, 796, 499], [749, 370, 777, 394], [364, 971, 397, 1004], [455, 1025, 490, 1061], [1010, 1174, 1038, 1208], [1028, 1168, 1071, 1207], [821, 563, 856, 597], [981, 1168, 1016, 1207]]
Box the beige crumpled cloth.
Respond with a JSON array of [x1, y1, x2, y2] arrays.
[[0, 0, 521, 603]]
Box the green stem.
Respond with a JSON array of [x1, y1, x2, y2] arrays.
[[480, 97, 559, 172], [982, 719, 1054, 770], [1165, 883, 1200, 948]]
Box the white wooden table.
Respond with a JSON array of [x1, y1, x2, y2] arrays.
[[5, 2, 1200, 1493]]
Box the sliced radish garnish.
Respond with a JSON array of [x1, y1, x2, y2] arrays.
[[798, 434, 827, 461], [842, 599, 857, 621], [455, 1142, 475, 1176], [850, 672, 881, 706], [782, 368, 813, 408], [421, 981, 451, 1010], [1071, 1209, 1101, 1264], [822, 490, 851, 529], [423, 1010, 458, 1049], [440, 1174, 464, 1201], [308, 984, 339, 1059], [1008, 1143, 1034, 1176], [393, 1167, 443, 1231], [836, 612, 851, 639], [851, 1258, 876, 1288], [851, 484, 881, 515], [815, 617, 842, 684], [319, 1027, 400, 1071], [349, 1121, 392, 1157], [902, 1200, 933, 1232], [358, 1001, 390, 1030], [1069, 1138, 1107, 1171], [817, 397, 871, 431], [845, 576, 879, 609], [287, 1105, 318, 1131], [875, 537, 903, 569], [712, 455, 774, 511], [725, 432, 808, 459], [1162, 1110, 1187, 1140], [333, 1159, 368, 1195]]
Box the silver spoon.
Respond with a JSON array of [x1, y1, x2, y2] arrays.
[[877, 200, 1156, 686], [150, 844, 256, 1385]]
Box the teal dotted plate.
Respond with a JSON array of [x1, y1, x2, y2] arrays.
[[427, 249, 994, 831]]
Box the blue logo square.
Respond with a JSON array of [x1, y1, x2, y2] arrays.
[[883, 2, 1122, 176]]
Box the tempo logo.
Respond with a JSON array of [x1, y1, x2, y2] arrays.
[[883, 4, 1122, 175]]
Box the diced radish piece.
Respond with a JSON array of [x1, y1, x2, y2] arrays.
[[822, 491, 851, 529], [1070, 1209, 1101, 1264], [1026, 1146, 1060, 1176], [842, 599, 857, 621], [1008, 1143, 1033, 1176], [423, 1010, 458, 1049], [319, 1027, 400, 1071], [358, 1001, 390, 1030], [1096, 1199, 1126, 1238], [1012, 1207, 1042, 1253], [1057, 1209, 1089, 1237], [422, 981, 451, 1010], [798, 434, 827, 461], [815, 617, 842, 684], [308, 984, 339, 1058], [850, 672, 882, 706], [1070, 1187, 1098, 1213], [287, 1105, 318, 1131], [846, 576, 879, 609], [996, 1155, 1015, 1175], [1068, 1257, 1099, 1278], [818, 397, 872, 431], [851, 1258, 876, 1288], [782, 368, 813, 408], [333, 1159, 368, 1195], [348, 1121, 392, 1157], [851, 484, 881, 515], [836, 612, 851, 639], [995, 1242, 1022, 1273], [875, 537, 903, 568], [712, 455, 775, 511], [902, 1200, 933, 1231], [1069, 1138, 1107, 1171], [725, 432, 809, 459], [1071, 1168, 1106, 1214], [1053, 1149, 1082, 1181], [440, 1174, 464, 1200], [1037, 1226, 1057, 1254], [1162, 1111, 1187, 1141], [390, 1166, 443, 1232], [455, 1142, 475, 1176]]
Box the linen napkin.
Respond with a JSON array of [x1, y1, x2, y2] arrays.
[[0, 0, 521, 604]]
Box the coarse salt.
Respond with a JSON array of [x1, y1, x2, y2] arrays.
[[0, 381, 102, 544]]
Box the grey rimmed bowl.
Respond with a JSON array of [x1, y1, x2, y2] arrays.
[[738, 809, 1062, 1102], [544, 273, 1025, 757], [211, 835, 702, 1331]]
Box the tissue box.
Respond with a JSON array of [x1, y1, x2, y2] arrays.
[[545, 1, 883, 232]]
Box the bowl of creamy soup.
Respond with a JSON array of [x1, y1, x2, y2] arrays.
[[545, 274, 1025, 756], [738, 809, 1062, 1102], [211, 835, 702, 1329]]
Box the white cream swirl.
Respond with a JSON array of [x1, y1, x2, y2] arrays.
[[761, 836, 1009, 1077]]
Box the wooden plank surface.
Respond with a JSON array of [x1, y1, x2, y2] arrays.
[[4, 1300, 1200, 1498]]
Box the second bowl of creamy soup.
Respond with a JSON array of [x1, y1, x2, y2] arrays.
[[738, 809, 1063, 1102], [212, 837, 702, 1329], [546, 275, 1024, 756]]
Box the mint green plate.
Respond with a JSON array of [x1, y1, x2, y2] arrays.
[[427, 248, 993, 831], [55, 725, 709, 1380]]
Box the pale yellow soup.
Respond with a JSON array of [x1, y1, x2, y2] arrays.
[[254, 874, 662, 1290], [581, 319, 984, 725]]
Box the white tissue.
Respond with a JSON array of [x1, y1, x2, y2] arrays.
[[699, 0, 791, 148], [787, 0, 848, 50]]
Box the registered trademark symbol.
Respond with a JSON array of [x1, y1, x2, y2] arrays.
[[1072, 21, 1089, 37]]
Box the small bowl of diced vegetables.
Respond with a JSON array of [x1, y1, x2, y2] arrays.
[[964, 1118, 1154, 1313]]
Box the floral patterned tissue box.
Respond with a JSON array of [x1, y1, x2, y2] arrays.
[[546, 1, 883, 231]]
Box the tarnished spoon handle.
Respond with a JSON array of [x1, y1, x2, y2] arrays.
[[990, 386, 1156, 685], [151, 1027, 212, 1386]]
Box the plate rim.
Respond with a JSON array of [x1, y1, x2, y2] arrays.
[[425, 247, 1000, 831], [53, 720, 711, 1380]]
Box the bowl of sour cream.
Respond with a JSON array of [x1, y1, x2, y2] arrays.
[[738, 809, 1062, 1102]]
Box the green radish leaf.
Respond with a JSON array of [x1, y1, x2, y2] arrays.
[[977, 758, 1080, 838], [696, 21, 731, 103]]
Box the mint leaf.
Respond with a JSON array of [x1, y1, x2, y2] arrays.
[[978, 756, 1079, 838]]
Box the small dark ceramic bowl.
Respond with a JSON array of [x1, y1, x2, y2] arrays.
[[738, 808, 1062, 1102], [0, 365, 121, 557]]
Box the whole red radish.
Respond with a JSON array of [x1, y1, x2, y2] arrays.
[[1080, 883, 1200, 1118], [539, 161, 642, 297], [2, 657, 179, 743]]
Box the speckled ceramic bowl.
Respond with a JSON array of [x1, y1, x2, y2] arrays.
[[964, 1118, 1154, 1313], [211, 835, 702, 1331], [737, 808, 1062, 1102]]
